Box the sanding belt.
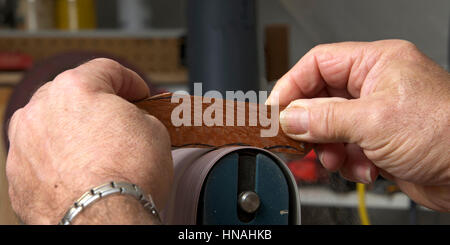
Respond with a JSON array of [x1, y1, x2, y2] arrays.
[[135, 93, 310, 156]]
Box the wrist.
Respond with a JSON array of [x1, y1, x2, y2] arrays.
[[52, 174, 157, 225], [57, 180, 161, 225], [20, 154, 171, 224], [71, 194, 161, 225]]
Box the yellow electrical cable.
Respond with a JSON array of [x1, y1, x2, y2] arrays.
[[357, 183, 371, 225]]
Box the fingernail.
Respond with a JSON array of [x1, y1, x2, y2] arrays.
[[363, 168, 372, 184], [280, 107, 309, 135], [318, 151, 324, 164]]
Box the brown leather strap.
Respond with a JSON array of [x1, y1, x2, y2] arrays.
[[135, 93, 309, 155]]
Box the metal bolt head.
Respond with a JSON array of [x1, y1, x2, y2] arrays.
[[238, 191, 260, 214]]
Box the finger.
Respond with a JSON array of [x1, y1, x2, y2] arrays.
[[54, 58, 150, 101], [280, 96, 381, 144], [339, 144, 378, 184], [267, 40, 408, 105], [315, 143, 346, 172], [326, 87, 353, 99]]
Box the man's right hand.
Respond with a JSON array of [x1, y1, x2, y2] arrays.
[[268, 40, 450, 212]]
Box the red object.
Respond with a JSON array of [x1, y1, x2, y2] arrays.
[[288, 150, 319, 182], [0, 52, 33, 70]]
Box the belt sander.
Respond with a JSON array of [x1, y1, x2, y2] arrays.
[[4, 53, 307, 225], [136, 94, 306, 225]]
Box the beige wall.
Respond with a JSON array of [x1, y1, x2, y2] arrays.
[[258, 0, 449, 71]]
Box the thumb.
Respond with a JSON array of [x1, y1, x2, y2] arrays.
[[279, 97, 375, 144]]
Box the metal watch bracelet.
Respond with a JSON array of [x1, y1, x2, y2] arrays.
[[59, 181, 160, 225]]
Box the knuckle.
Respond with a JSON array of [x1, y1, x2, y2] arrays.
[[393, 39, 417, 50], [396, 40, 420, 55], [324, 102, 341, 139], [9, 108, 23, 127], [380, 39, 416, 49], [29, 81, 52, 103], [18, 102, 48, 131], [7, 108, 24, 139], [17, 108, 35, 131], [141, 112, 172, 149], [309, 44, 329, 56], [54, 69, 80, 83], [88, 58, 122, 70], [147, 114, 170, 140], [53, 69, 90, 92], [22, 104, 39, 121], [310, 102, 340, 140], [384, 39, 421, 59], [359, 99, 394, 142], [311, 43, 328, 51]]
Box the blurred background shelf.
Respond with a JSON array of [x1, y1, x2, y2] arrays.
[[0, 72, 23, 86], [299, 186, 430, 211], [0, 29, 188, 85], [0, 70, 188, 86], [0, 29, 186, 38]]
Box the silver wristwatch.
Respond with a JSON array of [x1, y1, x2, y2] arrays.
[[59, 181, 160, 225]]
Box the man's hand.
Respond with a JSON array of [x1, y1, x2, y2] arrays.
[[268, 40, 450, 212], [6, 58, 174, 224]]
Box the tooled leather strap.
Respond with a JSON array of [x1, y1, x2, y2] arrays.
[[134, 93, 309, 155]]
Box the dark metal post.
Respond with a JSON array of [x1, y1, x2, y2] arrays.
[[187, 0, 260, 95]]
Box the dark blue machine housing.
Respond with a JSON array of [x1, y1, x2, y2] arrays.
[[163, 147, 301, 225], [198, 150, 291, 225]]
